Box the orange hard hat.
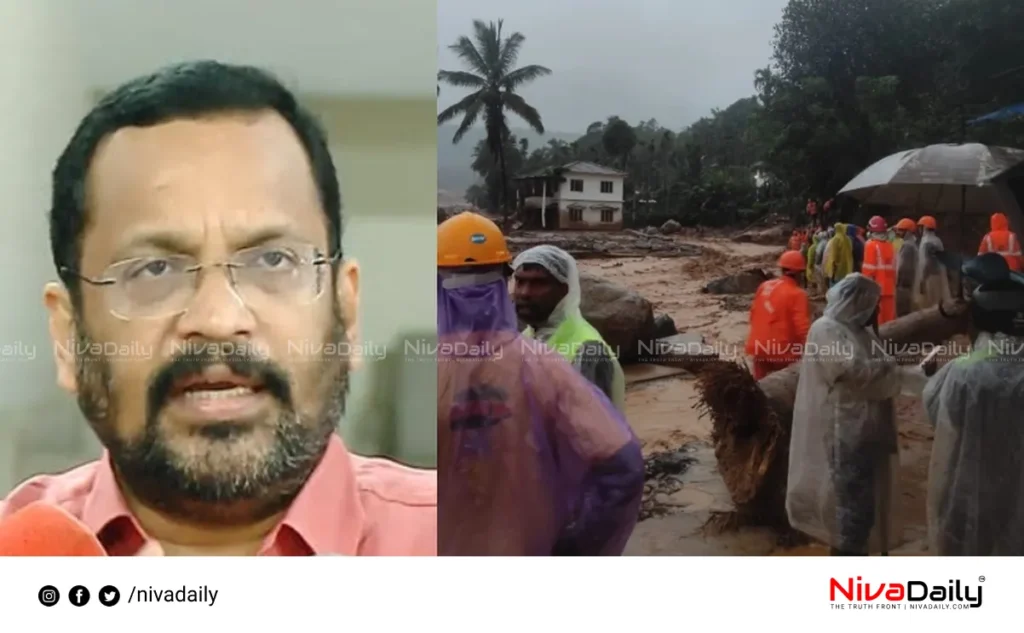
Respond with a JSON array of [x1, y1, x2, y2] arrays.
[[895, 218, 917, 231], [778, 250, 806, 271], [918, 215, 937, 230], [437, 212, 511, 267]]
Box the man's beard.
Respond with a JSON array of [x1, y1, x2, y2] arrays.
[[74, 308, 350, 524]]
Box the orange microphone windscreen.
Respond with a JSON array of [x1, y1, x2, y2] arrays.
[[0, 501, 106, 556]]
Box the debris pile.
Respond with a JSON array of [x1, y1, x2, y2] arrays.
[[507, 230, 703, 259], [640, 448, 697, 521]]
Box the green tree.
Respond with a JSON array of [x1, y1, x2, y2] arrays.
[[437, 19, 552, 221]]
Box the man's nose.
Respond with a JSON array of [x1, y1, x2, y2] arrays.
[[174, 267, 256, 340]]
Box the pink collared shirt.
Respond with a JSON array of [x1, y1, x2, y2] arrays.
[[0, 435, 436, 556]]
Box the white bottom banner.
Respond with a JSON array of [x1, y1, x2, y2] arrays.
[[0, 557, 1004, 630]]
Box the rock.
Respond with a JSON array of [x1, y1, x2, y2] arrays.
[[643, 226, 659, 235], [733, 226, 790, 245], [652, 314, 677, 339], [659, 219, 682, 234], [702, 268, 772, 294], [579, 273, 657, 362]]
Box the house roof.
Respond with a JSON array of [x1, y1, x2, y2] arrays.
[[516, 160, 627, 179]]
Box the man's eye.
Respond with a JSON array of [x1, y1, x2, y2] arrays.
[[128, 259, 172, 280], [255, 250, 298, 269]]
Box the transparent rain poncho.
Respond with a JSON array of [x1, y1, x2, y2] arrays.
[[436, 269, 643, 555], [787, 274, 927, 553], [895, 234, 919, 316], [914, 230, 952, 309], [924, 331, 1024, 555]]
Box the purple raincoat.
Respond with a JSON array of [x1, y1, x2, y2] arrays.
[[437, 273, 644, 555]]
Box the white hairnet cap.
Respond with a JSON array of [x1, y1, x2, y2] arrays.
[[823, 273, 881, 326], [511, 244, 582, 327]]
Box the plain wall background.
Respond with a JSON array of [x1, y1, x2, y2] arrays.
[[0, 1, 436, 495]]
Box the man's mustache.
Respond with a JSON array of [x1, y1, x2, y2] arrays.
[[147, 343, 292, 416]]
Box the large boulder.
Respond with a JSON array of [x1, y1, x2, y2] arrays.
[[733, 226, 790, 245], [702, 268, 771, 294], [659, 219, 682, 234], [579, 272, 657, 362]]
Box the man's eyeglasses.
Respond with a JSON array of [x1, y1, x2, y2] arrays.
[[61, 243, 340, 320]]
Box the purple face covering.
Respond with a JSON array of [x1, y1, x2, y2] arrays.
[[437, 272, 518, 335]]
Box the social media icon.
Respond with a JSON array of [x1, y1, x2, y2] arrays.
[[38, 585, 60, 607], [69, 585, 90, 607], [98, 585, 120, 606]]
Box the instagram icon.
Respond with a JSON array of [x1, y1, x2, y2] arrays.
[[37, 585, 60, 606]]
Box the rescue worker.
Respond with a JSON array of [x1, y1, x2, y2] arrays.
[[745, 250, 812, 379], [805, 232, 821, 290], [437, 212, 644, 555], [893, 218, 919, 317], [788, 230, 804, 252], [861, 216, 897, 324], [815, 229, 830, 290], [923, 252, 1024, 555], [786, 274, 928, 556], [914, 215, 951, 309], [824, 223, 854, 287], [850, 225, 865, 272], [978, 212, 1022, 271], [512, 245, 626, 413], [892, 217, 916, 254]]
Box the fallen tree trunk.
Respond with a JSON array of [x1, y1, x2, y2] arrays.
[[695, 300, 970, 529]]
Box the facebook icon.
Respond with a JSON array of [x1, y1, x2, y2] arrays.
[[69, 585, 90, 606]]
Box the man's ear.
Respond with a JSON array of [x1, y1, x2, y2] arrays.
[[335, 259, 361, 368], [43, 282, 77, 393]]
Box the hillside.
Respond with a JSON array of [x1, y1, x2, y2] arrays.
[[437, 124, 579, 195]]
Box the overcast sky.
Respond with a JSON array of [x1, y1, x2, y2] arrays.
[[438, 0, 789, 134]]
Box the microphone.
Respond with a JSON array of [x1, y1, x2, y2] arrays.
[[0, 502, 106, 556]]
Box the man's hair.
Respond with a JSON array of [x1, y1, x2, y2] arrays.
[[50, 60, 342, 299]]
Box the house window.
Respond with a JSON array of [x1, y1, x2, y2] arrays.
[[569, 208, 583, 222], [601, 209, 615, 223], [570, 179, 584, 192], [600, 180, 614, 194]]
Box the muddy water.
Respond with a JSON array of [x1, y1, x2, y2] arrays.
[[578, 236, 934, 556]]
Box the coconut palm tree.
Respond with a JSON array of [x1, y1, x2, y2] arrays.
[[437, 19, 551, 221]]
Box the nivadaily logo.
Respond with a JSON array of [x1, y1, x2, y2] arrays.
[[830, 576, 984, 610]]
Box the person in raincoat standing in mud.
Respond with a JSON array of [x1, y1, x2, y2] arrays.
[[923, 253, 1024, 555], [914, 215, 952, 309], [893, 218, 919, 317], [824, 223, 854, 288], [786, 274, 928, 555], [436, 212, 643, 556]]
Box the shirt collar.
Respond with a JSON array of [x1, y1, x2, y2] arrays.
[[81, 434, 364, 555]]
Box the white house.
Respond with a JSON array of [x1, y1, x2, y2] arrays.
[[517, 161, 627, 230]]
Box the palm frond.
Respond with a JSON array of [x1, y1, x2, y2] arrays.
[[438, 90, 484, 129], [473, 19, 503, 78], [501, 92, 545, 134], [438, 70, 487, 89], [448, 35, 488, 76], [452, 100, 484, 144], [502, 64, 552, 91], [498, 32, 526, 75]]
